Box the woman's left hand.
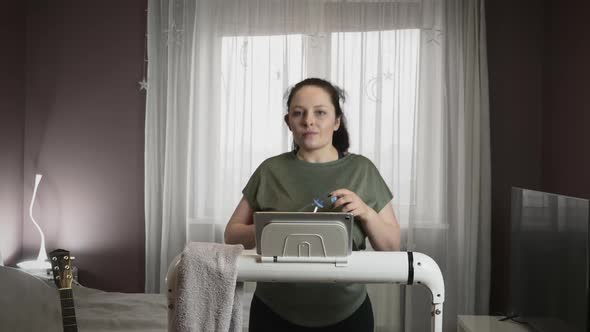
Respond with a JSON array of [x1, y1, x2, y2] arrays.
[[331, 188, 401, 251], [330, 188, 375, 221]]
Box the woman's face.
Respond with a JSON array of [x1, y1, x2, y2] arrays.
[[287, 85, 340, 153]]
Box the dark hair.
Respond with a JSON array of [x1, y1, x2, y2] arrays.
[[284, 78, 350, 154]]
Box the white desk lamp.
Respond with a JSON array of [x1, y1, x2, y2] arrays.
[[17, 174, 51, 272]]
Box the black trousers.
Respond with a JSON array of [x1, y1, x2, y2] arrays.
[[248, 294, 374, 332]]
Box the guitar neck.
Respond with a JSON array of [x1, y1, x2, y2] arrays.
[[59, 288, 78, 332]]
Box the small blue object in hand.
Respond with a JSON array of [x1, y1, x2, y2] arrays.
[[298, 195, 338, 212], [312, 195, 338, 210], [312, 198, 325, 209]]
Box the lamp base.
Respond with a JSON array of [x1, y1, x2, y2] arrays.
[[17, 260, 52, 279]]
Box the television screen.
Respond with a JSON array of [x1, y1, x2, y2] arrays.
[[510, 187, 589, 332]]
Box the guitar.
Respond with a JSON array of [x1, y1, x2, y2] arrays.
[[49, 249, 78, 332]]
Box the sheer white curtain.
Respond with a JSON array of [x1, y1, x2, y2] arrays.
[[145, 0, 490, 331]]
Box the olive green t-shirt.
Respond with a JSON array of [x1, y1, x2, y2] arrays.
[[242, 152, 393, 327]]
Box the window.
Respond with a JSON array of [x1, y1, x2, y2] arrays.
[[221, 34, 304, 170], [220, 29, 420, 224]]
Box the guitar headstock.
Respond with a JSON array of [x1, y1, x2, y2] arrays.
[[49, 249, 75, 289]]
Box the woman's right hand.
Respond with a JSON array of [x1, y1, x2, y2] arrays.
[[224, 196, 256, 249]]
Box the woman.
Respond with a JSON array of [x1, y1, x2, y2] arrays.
[[224, 78, 401, 332]]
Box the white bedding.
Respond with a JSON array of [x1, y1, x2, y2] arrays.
[[74, 285, 167, 332], [0, 266, 167, 332]]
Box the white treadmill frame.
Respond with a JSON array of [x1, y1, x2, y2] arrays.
[[166, 250, 445, 332]]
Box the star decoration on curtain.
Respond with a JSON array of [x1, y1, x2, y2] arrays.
[[426, 29, 443, 45], [307, 33, 326, 49], [139, 79, 148, 91], [165, 23, 184, 47]]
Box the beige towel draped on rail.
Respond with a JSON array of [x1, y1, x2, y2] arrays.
[[172, 242, 244, 332]]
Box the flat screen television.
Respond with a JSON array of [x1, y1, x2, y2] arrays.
[[510, 187, 589, 332]]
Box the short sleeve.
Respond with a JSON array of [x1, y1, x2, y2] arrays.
[[368, 161, 394, 213], [242, 163, 263, 211]]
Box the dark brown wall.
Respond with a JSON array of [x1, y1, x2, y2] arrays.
[[487, 0, 590, 314], [20, 0, 147, 292], [0, 2, 26, 266], [542, 1, 590, 198], [486, 1, 545, 313]]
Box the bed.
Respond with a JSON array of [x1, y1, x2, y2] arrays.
[[0, 265, 168, 332], [1, 248, 444, 332]]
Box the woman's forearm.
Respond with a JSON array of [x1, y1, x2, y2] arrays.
[[224, 223, 256, 249], [360, 208, 401, 251]]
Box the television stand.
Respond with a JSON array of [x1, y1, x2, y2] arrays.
[[457, 315, 533, 332]]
